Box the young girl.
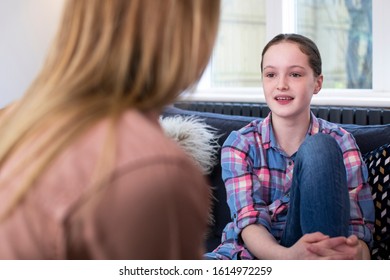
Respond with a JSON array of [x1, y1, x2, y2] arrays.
[[205, 33, 374, 260]]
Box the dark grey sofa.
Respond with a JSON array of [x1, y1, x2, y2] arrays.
[[163, 105, 390, 260]]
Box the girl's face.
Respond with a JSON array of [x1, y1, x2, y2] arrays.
[[262, 41, 323, 122]]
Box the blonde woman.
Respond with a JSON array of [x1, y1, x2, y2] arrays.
[[0, 0, 220, 259]]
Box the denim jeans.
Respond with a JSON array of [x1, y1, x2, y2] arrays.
[[280, 133, 350, 247]]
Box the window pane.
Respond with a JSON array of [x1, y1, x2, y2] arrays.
[[296, 0, 372, 89], [211, 0, 266, 87]]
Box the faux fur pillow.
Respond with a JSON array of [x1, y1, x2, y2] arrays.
[[159, 115, 220, 175], [160, 115, 220, 228]]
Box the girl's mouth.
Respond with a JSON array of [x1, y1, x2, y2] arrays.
[[275, 96, 294, 104]]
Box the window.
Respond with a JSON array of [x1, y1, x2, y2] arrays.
[[193, 0, 390, 108], [296, 0, 372, 89], [211, 0, 266, 88]]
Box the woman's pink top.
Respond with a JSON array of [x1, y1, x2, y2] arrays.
[[0, 110, 210, 259]]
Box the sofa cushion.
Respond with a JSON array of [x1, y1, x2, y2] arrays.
[[341, 124, 390, 154], [364, 143, 390, 260]]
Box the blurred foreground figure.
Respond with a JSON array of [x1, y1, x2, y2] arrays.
[[0, 0, 220, 259]]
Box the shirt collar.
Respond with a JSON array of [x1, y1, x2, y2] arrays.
[[260, 111, 320, 150], [308, 112, 320, 135], [260, 113, 272, 150]]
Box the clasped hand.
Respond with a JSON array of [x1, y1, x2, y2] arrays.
[[288, 232, 364, 260]]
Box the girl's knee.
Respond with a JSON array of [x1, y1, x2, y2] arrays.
[[295, 133, 343, 168]]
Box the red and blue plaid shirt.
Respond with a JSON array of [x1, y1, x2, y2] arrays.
[[207, 112, 374, 260]]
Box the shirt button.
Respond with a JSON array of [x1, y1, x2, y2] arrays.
[[288, 161, 293, 166]]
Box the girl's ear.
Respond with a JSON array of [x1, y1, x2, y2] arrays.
[[313, 74, 323, 94]]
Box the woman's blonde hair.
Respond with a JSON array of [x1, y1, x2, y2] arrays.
[[0, 0, 220, 218]]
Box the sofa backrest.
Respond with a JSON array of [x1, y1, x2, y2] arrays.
[[164, 105, 390, 154], [174, 101, 390, 125]]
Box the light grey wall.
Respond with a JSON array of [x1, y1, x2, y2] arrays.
[[0, 0, 64, 108]]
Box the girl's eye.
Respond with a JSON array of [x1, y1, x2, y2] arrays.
[[290, 73, 302, 78], [264, 73, 275, 78]]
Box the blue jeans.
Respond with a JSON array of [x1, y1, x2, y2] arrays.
[[280, 133, 350, 247]]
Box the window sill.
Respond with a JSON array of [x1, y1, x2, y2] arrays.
[[181, 88, 390, 108]]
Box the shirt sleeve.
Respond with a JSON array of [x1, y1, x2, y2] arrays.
[[221, 130, 272, 237], [66, 156, 210, 259], [337, 131, 375, 247]]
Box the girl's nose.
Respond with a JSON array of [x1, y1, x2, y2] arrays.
[[277, 77, 289, 91]]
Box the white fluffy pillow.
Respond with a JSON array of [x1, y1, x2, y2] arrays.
[[159, 115, 220, 175]]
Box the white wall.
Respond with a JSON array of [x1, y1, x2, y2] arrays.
[[0, 0, 64, 108]]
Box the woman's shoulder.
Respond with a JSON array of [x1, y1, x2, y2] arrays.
[[79, 110, 192, 166], [119, 110, 185, 156], [45, 110, 202, 201]]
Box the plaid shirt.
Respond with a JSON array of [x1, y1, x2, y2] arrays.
[[207, 112, 374, 260]]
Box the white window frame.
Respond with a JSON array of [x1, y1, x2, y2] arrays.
[[187, 0, 390, 108]]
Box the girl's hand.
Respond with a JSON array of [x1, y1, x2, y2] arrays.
[[306, 234, 367, 259], [286, 232, 345, 259]]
